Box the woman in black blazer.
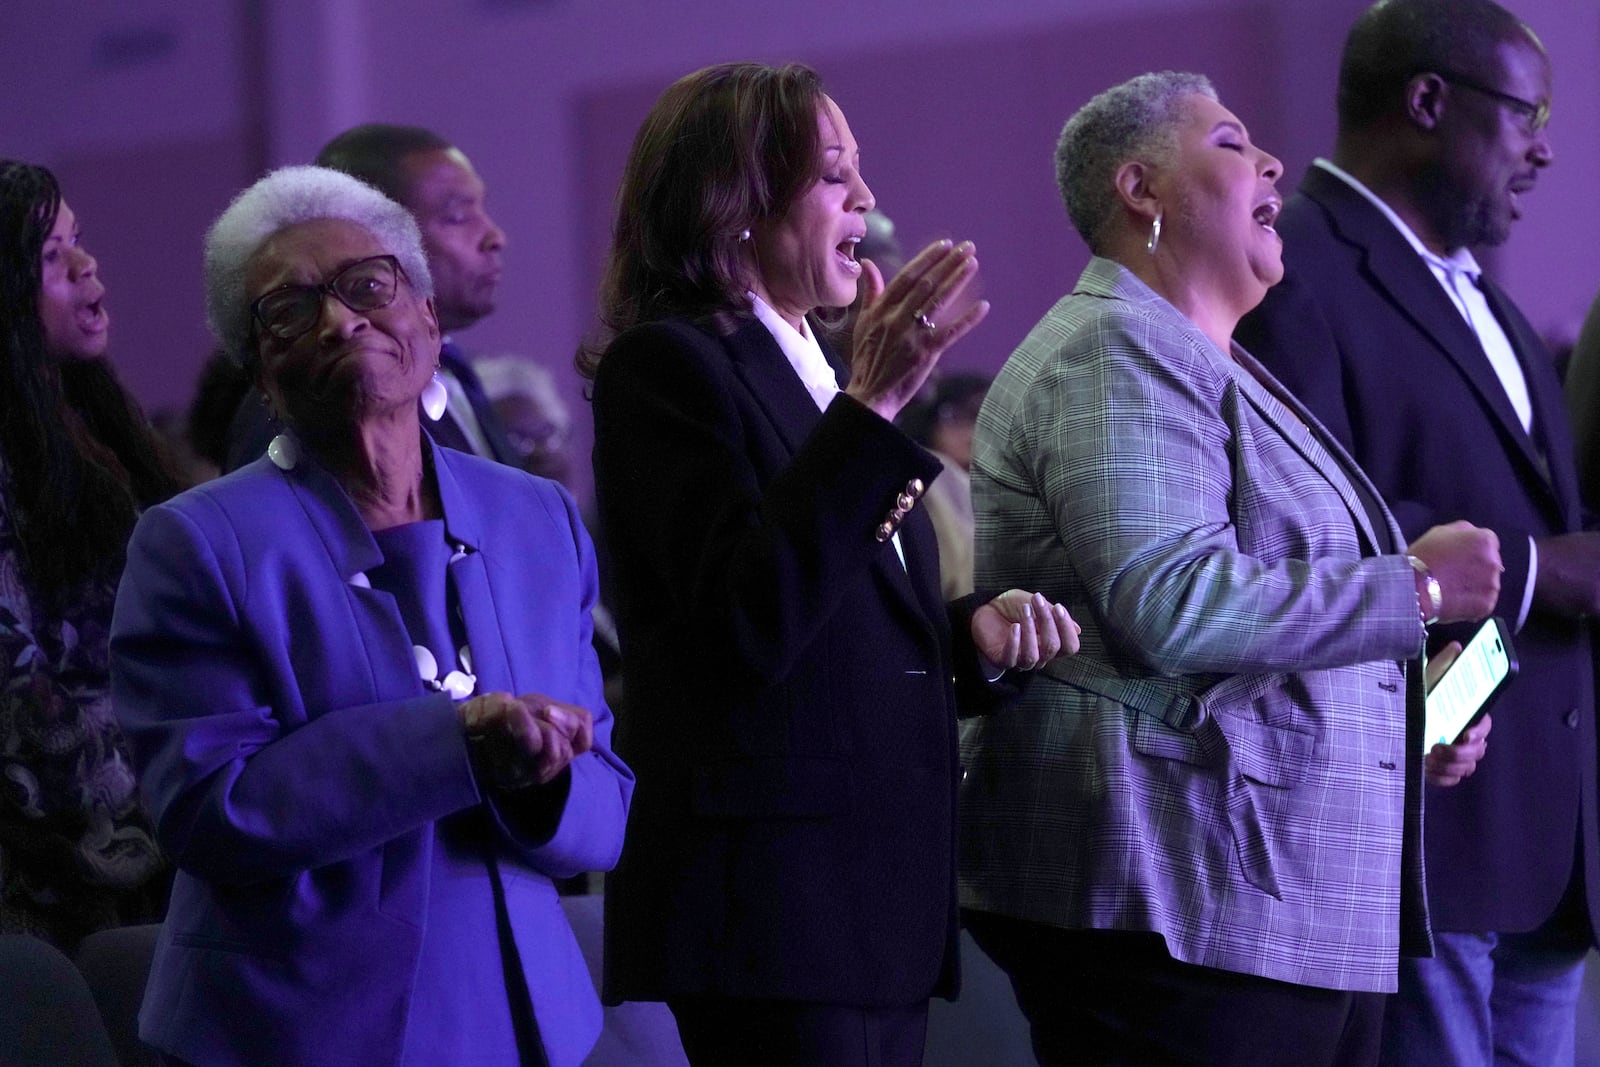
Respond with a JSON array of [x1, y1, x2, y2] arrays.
[[584, 62, 1078, 1067]]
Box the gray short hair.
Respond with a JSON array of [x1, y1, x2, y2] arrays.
[[204, 165, 433, 366], [1055, 72, 1217, 255]]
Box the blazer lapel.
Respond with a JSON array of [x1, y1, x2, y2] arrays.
[[726, 317, 830, 458], [1303, 168, 1553, 491], [725, 315, 940, 639], [281, 450, 422, 705], [1479, 278, 1579, 523], [430, 441, 515, 692], [1230, 347, 1400, 556]]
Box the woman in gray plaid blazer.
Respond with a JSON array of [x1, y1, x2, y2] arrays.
[[958, 72, 1504, 1066]]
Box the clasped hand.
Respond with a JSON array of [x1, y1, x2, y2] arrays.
[[971, 590, 1082, 672], [460, 691, 595, 791]]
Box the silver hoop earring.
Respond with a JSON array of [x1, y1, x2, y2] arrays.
[[1147, 214, 1162, 256]]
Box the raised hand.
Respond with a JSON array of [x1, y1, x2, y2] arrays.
[[845, 239, 991, 422]]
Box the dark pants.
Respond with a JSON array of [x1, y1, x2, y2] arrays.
[[668, 996, 930, 1067], [963, 910, 1385, 1067]]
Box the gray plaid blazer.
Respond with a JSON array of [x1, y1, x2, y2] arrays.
[[960, 258, 1431, 993]]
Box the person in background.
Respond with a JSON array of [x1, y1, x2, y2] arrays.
[[961, 72, 1503, 1066], [586, 62, 1079, 1067], [1234, 1, 1599, 1060], [185, 349, 253, 479], [111, 165, 631, 1066], [1563, 289, 1600, 511], [472, 354, 572, 484], [225, 123, 516, 470], [0, 160, 180, 952], [898, 372, 990, 598]]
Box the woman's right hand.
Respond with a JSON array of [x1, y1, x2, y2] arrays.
[[1408, 520, 1503, 624], [844, 239, 990, 422], [460, 691, 595, 791]]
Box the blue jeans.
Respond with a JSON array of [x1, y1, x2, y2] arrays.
[[1379, 928, 1588, 1066]]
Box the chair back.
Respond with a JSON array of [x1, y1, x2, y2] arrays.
[[0, 933, 118, 1067], [75, 924, 163, 1067]]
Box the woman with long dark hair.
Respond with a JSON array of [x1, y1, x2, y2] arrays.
[[0, 160, 180, 950], [586, 63, 1079, 1066]]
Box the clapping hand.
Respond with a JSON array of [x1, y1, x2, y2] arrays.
[[845, 239, 991, 422]]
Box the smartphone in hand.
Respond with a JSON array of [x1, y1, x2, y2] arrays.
[[1422, 616, 1517, 753]]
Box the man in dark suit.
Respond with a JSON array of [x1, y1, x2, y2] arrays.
[[1236, 1, 1599, 1061], [226, 124, 516, 469]]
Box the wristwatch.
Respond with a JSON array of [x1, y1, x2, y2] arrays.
[[1407, 555, 1443, 626]]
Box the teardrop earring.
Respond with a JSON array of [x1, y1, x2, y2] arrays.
[[1146, 214, 1163, 256], [421, 369, 448, 422]]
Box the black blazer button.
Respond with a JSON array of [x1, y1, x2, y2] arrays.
[[1566, 708, 1581, 729]]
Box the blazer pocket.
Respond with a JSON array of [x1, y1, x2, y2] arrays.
[[1130, 703, 1315, 900], [691, 755, 852, 820]]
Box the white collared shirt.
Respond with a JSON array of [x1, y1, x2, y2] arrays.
[[747, 293, 840, 413], [1314, 159, 1537, 629]]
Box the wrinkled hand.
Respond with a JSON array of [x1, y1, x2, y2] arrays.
[[971, 590, 1081, 671], [1533, 531, 1600, 618], [460, 691, 595, 791], [1408, 521, 1501, 623], [844, 239, 991, 422], [1423, 641, 1492, 787]]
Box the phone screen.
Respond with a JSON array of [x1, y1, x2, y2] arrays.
[[1422, 617, 1515, 752]]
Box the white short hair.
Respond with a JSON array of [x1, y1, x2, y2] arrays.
[[204, 165, 433, 366]]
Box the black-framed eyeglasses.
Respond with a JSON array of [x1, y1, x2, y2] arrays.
[[250, 254, 405, 342], [1433, 70, 1550, 134]]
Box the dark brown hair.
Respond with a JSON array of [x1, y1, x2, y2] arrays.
[[0, 161, 182, 604], [577, 62, 825, 378]]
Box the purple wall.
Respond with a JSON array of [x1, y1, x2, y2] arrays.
[[5, 0, 1594, 505]]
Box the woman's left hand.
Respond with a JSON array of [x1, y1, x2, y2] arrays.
[[1423, 640, 1492, 787], [971, 590, 1081, 671]]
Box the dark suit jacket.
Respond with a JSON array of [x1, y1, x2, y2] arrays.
[[1237, 165, 1600, 937], [592, 314, 1002, 1007]]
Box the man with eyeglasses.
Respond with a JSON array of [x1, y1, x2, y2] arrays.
[[1237, 0, 1598, 1063]]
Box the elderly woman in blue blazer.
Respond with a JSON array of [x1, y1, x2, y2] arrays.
[[110, 166, 633, 1067], [959, 73, 1507, 1066]]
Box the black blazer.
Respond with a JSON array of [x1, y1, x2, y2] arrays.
[[1237, 165, 1600, 938], [592, 314, 1000, 1007]]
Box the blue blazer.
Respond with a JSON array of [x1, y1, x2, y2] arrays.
[[110, 438, 634, 1067]]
